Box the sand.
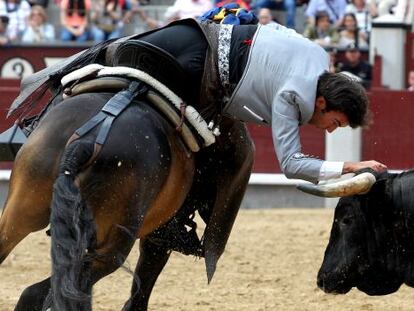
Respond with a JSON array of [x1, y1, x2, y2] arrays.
[[1, 208, 413, 311]]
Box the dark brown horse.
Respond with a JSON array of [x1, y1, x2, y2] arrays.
[[0, 90, 254, 310]]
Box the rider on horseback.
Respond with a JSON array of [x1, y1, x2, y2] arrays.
[[7, 15, 387, 183]]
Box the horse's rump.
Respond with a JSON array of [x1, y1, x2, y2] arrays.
[[23, 91, 195, 235]]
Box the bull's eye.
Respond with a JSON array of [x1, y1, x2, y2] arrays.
[[341, 216, 354, 225]]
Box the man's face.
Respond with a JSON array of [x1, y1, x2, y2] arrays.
[[345, 50, 360, 64], [409, 71, 414, 86], [309, 97, 349, 133], [258, 9, 273, 25], [317, 16, 330, 31]]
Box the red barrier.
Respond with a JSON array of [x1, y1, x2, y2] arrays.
[[363, 90, 414, 169], [248, 124, 325, 173], [0, 79, 20, 130]]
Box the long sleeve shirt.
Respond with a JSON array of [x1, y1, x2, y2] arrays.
[[224, 24, 343, 184]]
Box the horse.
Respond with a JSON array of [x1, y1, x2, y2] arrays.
[[0, 84, 254, 310]]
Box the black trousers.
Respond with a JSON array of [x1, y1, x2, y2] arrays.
[[139, 22, 258, 103]]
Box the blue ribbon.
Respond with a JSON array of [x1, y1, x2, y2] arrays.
[[199, 3, 258, 25]]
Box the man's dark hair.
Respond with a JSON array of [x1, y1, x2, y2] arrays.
[[317, 71, 370, 128], [315, 10, 330, 24]]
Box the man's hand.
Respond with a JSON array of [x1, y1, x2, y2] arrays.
[[343, 161, 388, 174]]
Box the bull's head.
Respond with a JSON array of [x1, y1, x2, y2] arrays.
[[298, 171, 404, 296]]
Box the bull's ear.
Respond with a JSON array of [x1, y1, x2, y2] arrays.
[[369, 178, 388, 193], [355, 168, 382, 179], [363, 178, 392, 213]]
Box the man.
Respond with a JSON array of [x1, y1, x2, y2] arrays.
[[303, 10, 339, 47], [408, 70, 414, 91], [221, 23, 385, 183], [0, 15, 10, 45], [258, 7, 277, 25], [305, 0, 347, 26], [10, 19, 387, 184], [336, 43, 372, 88]]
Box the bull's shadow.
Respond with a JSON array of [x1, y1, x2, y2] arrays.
[[299, 170, 414, 296]]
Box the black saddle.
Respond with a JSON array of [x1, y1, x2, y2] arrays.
[[112, 40, 191, 104]]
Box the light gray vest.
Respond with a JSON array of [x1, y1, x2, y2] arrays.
[[224, 24, 330, 183]]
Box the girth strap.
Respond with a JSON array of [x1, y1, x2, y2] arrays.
[[74, 112, 106, 138]]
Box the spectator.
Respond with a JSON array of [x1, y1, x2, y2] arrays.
[[136, 0, 213, 29], [0, 14, 10, 45], [345, 0, 372, 37], [27, 0, 48, 7], [284, 0, 296, 29], [252, 0, 296, 28], [60, 0, 90, 42], [337, 12, 368, 48], [21, 5, 55, 42], [134, 6, 163, 29], [336, 43, 372, 88], [303, 10, 339, 47], [408, 70, 414, 91], [258, 7, 277, 24], [164, 0, 213, 21], [90, 0, 132, 42], [216, 0, 251, 10], [0, 0, 31, 41], [305, 0, 347, 26]]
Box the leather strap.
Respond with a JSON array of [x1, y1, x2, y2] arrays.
[[67, 81, 147, 168]]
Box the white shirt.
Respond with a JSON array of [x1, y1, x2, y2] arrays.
[[164, 0, 213, 20]]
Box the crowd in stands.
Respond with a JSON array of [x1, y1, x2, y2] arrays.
[[0, 0, 412, 88], [408, 70, 414, 91]]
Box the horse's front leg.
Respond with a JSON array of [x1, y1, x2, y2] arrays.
[[122, 237, 171, 311]]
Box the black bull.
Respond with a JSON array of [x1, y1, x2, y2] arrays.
[[316, 171, 414, 296], [0, 92, 254, 310]]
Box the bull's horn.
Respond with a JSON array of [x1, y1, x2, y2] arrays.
[[297, 172, 376, 197]]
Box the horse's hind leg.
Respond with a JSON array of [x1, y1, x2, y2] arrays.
[[0, 133, 58, 263], [122, 238, 171, 311], [0, 189, 50, 264]]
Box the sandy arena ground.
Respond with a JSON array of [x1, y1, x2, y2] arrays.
[[1, 208, 413, 311]]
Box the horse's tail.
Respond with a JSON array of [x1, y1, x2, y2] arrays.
[[48, 139, 96, 311]]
